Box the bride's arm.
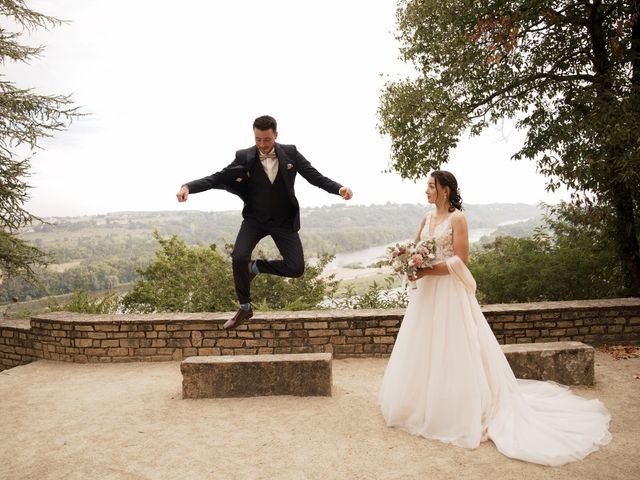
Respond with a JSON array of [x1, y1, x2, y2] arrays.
[[451, 213, 469, 264], [414, 212, 469, 278], [415, 262, 450, 277], [414, 214, 427, 242]]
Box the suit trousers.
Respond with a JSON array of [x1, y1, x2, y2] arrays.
[[231, 218, 305, 304]]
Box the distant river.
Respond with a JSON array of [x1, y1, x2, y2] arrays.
[[323, 219, 529, 271]]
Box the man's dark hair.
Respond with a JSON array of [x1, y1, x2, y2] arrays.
[[253, 115, 277, 132]]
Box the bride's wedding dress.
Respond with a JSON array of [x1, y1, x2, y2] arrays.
[[379, 212, 611, 466]]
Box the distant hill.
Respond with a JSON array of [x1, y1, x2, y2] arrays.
[[3, 203, 544, 305], [476, 216, 546, 245], [23, 203, 543, 261]]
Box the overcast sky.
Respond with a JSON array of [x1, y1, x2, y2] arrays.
[[6, 0, 569, 217]]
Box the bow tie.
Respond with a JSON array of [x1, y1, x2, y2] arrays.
[[259, 151, 277, 161]]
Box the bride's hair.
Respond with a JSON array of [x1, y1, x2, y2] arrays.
[[431, 170, 463, 212]]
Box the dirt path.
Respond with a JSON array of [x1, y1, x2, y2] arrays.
[[0, 353, 638, 480]]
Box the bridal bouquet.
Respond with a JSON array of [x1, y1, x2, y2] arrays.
[[386, 239, 437, 288]]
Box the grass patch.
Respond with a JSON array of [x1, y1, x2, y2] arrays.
[[336, 272, 402, 295]]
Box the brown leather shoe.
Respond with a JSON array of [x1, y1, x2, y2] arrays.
[[223, 307, 253, 330]]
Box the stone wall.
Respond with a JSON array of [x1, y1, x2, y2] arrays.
[[0, 318, 38, 371], [1, 298, 639, 371], [483, 298, 640, 345]]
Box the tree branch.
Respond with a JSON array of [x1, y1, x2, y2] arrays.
[[467, 71, 594, 112]]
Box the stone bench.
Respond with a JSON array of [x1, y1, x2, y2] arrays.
[[502, 341, 594, 385], [181, 352, 332, 399]]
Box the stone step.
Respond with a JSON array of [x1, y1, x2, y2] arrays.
[[502, 341, 594, 385], [181, 352, 332, 399]]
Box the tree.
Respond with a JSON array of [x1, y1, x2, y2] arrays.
[[250, 253, 339, 311], [378, 0, 640, 295], [121, 233, 238, 313], [470, 202, 626, 303], [1, 1, 78, 281], [47, 289, 120, 315], [120, 232, 340, 313]]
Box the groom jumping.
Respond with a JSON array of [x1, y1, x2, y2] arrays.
[[176, 115, 353, 329]]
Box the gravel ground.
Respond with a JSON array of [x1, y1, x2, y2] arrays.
[[0, 352, 638, 480]]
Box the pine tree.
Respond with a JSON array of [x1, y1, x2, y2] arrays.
[[0, 0, 78, 281]]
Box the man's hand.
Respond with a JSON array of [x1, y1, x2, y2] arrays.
[[339, 186, 353, 200], [176, 185, 189, 202]]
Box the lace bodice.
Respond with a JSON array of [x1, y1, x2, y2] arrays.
[[421, 212, 455, 263]]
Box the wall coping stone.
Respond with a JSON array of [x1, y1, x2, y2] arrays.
[[481, 297, 640, 313], [0, 318, 30, 330], [25, 297, 640, 325], [29, 309, 407, 324]]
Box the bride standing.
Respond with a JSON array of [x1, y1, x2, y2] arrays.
[[379, 170, 611, 466]]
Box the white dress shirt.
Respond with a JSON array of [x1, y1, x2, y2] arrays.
[[259, 149, 278, 184]]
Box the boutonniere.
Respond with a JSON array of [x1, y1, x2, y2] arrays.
[[287, 163, 294, 170]]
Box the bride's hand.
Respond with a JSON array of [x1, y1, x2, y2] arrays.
[[409, 268, 428, 281]]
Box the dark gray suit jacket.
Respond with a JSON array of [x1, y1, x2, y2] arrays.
[[185, 143, 343, 231]]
